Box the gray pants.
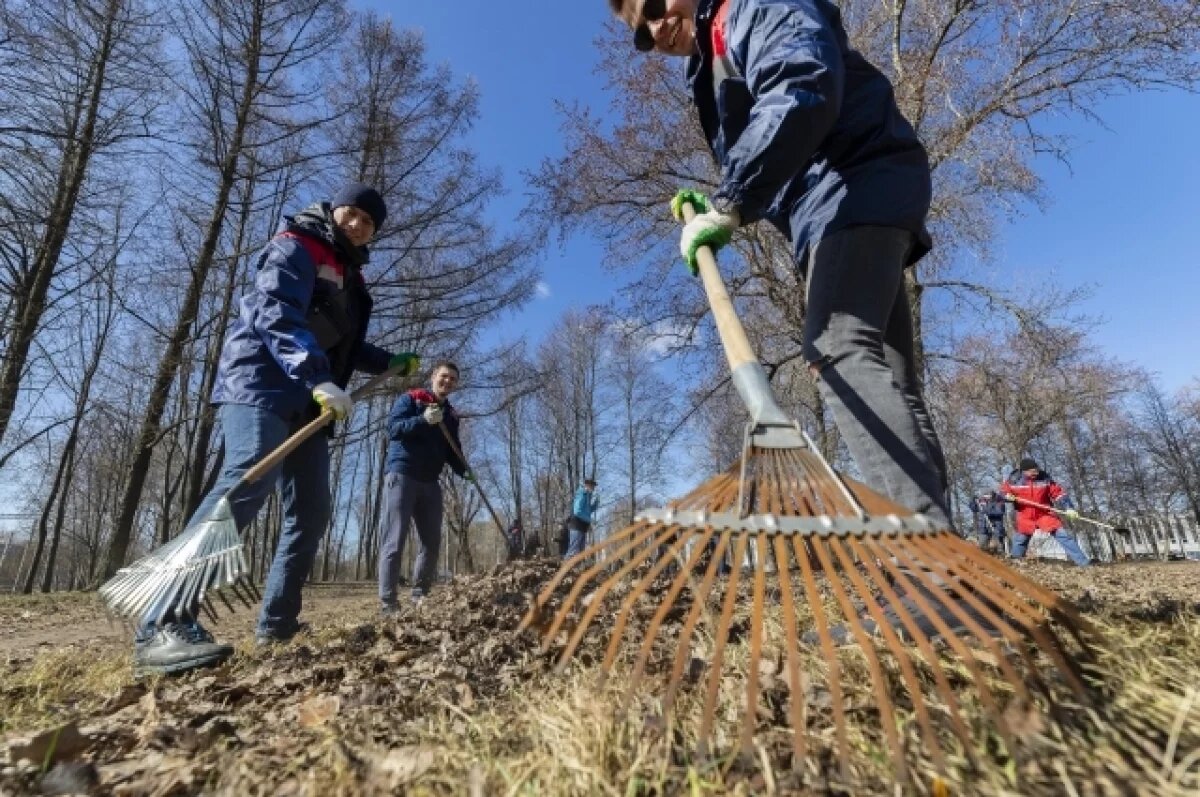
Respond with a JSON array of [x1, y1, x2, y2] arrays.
[[802, 226, 950, 526], [378, 472, 443, 603]]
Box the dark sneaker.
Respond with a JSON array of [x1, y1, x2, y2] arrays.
[[255, 621, 310, 647], [134, 623, 234, 677], [380, 603, 400, 619]]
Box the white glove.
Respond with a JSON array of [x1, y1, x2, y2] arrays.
[[679, 208, 740, 274], [312, 382, 352, 420], [423, 404, 444, 425]]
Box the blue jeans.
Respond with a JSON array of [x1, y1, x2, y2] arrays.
[[565, 516, 590, 559], [802, 227, 951, 526], [1010, 529, 1090, 566], [378, 472, 443, 602], [137, 403, 330, 638]]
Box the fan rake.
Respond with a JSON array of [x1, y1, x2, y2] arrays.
[[520, 203, 1102, 783], [100, 363, 411, 627]]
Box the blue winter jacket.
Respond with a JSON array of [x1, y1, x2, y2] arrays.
[[687, 0, 932, 265], [572, 487, 598, 523], [386, 389, 468, 482], [211, 203, 391, 421]]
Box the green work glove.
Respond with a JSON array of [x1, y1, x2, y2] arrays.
[[670, 189, 739, 276], [1062, 508, 1080, 520], [388, 352, 420, 377], [463, 470, 475, 483], [670, 189, 711, 221]]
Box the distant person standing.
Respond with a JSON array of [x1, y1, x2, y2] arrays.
[[970, 491, 1008, 553], [564, 478, 599, 559], [379, 362, 473, 611], [1001, 458, 1090, 566]]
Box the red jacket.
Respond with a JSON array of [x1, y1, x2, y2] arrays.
[[999, 470, 1074, 535]]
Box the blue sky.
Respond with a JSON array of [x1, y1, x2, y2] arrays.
[[367, 1, 1200, 392]]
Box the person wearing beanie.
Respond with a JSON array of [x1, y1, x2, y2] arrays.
[[132, 183, 422, 676], [1000, 459, 1090, 566]]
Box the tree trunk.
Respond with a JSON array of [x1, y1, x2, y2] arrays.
[[101, 12, 262, 580], [0, 0, 121, 449]]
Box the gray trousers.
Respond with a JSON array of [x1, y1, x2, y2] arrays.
[[378, 472, 443, 603], [802, 226, 950, 526]]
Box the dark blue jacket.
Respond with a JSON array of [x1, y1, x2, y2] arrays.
[[687, 0, 932, 265], [971, 492, 1008, 519], [211, 203, 391, 421], [386, 389, 468, 482]]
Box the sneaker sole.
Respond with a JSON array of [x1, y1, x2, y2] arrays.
[[133, 650, 232, 679]]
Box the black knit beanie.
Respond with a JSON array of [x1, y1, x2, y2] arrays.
[[1019, 457, 1038, 471], [332, 182, 387, 230]]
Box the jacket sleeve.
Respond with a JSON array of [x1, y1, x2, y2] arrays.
[[355, 341, 392, 375], [1049, 482, 1074, 510], [716, 0, 844, 223], [388, 394, 426, 439], [248, 238, 334, 390]]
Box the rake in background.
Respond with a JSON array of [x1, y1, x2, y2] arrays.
[[100, 363, 410, 626], [520, 202, 1103, 783]]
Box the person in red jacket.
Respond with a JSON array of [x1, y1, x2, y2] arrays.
[[1000, 458, 1090, 566]]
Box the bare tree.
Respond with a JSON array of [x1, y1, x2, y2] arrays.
[[0, 0, 162, 453]]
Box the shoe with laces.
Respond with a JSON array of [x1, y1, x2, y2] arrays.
[[134, 622, 234, 677]]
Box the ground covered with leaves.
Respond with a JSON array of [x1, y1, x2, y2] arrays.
[[2, 559, 1198, 795]]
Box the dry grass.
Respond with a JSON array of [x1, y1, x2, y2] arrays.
[[1, 562, 1199, 795]]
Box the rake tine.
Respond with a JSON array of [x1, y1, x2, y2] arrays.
[[552, 524, 681, 666], [792, 535, 850, 783], [600, 529, 700, 686], [519, 520, 655, 633], [199, 595, 220, 625], [215, 581, 238, 615], [244, 577, 262, 604], [881, 537, 1039, 704], [771, 535, 807, 770], [828, 539, 949, 774], [911, 536, 1093, 700], [811, 538, 907, 784], [534, 522, 663, 643], [738, 532, 769, 755], [698, 532, 750, 757], [853, 539, 1009, 765], [624, 527, 719, 698], [905, 538, 1092, 724], [661, 530, 733, 717]]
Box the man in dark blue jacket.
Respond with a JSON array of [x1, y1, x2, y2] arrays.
[[379, 361, 472, 611], [970, 491, 1008, 553], [133, 183, 419, 676], [612, 0, 949, 526]]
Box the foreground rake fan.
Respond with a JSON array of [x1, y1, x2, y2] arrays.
[[521, 203, 1102, 782], [101, 364, 410, 626]]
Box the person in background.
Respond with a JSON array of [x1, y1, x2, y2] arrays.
[[971, 490, 1008, 553], [1001, 458, 1090, 566], [379, 362, 473, 612], [564, 478, 599, 559]]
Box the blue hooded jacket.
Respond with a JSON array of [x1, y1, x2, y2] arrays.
[[687, 0, 932, 265], [572, 486, 598, 523], [386, 389, 468, 482], [211, 203, 391, 421]]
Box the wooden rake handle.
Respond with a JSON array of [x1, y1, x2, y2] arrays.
[[240, 361, 411, 486], [1007, 495, 1124, 532], [436, 421, 509, 544], [680, 201, 758, 374]]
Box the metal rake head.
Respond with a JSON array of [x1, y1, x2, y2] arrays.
[[100, 496, 259, 626], [520, 448, 1102, 784]]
